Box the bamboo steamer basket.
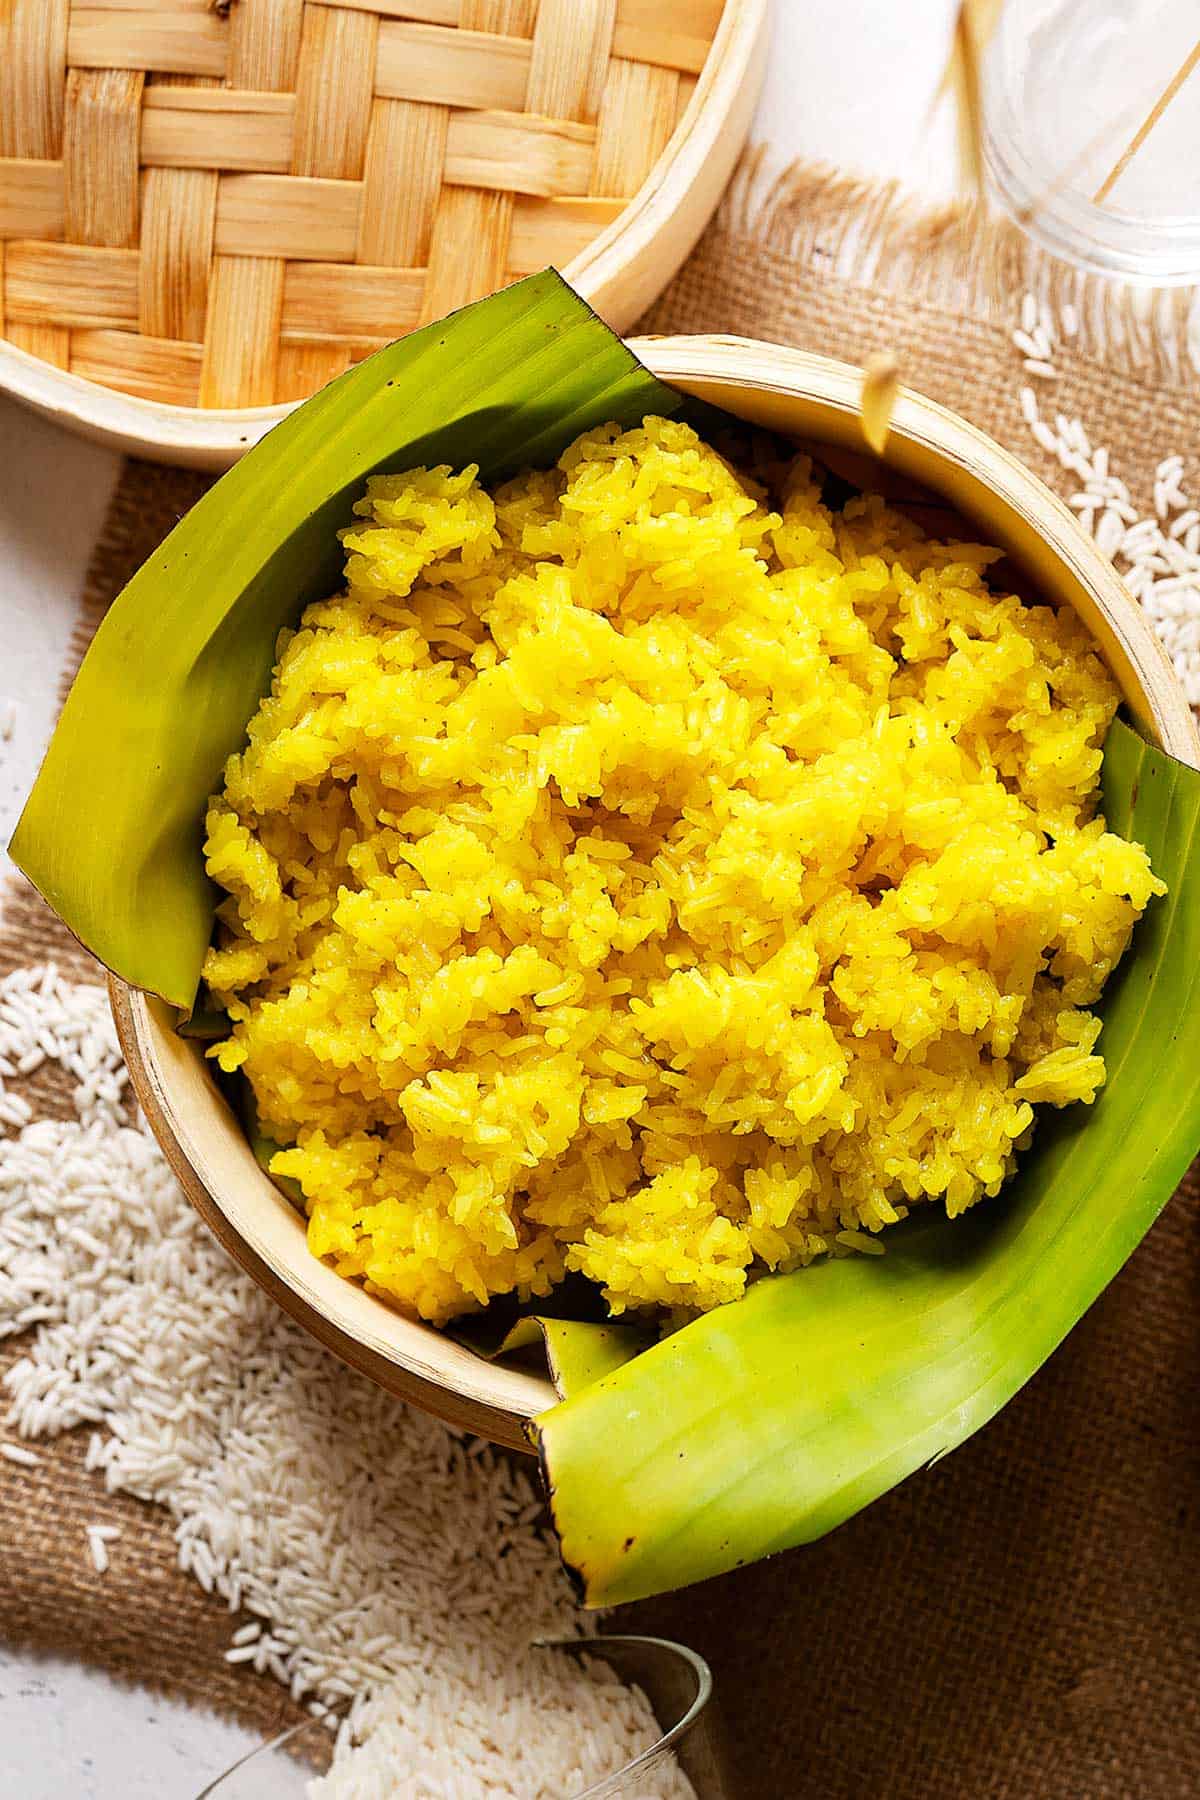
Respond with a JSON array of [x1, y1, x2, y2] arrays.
[[110, 335, 1200, 1453], [0, 0, 766, 469]]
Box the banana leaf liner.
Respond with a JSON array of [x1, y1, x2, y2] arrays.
[[11, 275, 1200, 1607]]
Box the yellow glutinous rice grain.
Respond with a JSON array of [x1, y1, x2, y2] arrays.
[[203, 418, 1164, 1323]]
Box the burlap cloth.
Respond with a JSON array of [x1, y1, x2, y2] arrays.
[[2, 161, 1198, 1798]]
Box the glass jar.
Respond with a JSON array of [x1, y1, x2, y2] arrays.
[[984, 0, 1200, 282]]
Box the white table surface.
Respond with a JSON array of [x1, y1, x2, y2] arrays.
[[0, 4, 957, 1792]]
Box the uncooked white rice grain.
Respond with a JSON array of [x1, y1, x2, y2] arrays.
[[1, 1442, 41, 1467], [1096, 510, 1126, 558]]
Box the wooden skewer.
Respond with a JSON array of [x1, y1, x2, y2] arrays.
[[1093, 35, 1200, 205]]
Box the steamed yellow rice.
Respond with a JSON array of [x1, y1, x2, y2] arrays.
[[203, 416, 1164, 1325]]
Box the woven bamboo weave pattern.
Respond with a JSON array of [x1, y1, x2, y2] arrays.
[[0, 0, 722, 408]]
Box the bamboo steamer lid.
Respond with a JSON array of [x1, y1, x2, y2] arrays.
[[0, 0, 767, 466]]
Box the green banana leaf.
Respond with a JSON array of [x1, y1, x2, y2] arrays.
[[176, 1006, 231, 1042], [447, 1274, 650, 1372], [500, 1318, 649, 1396], [9, 272, 680, 1010], [235, 1081, 305, 1210], [533, 719, 1200, 1606]]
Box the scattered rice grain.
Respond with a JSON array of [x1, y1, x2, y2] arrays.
[[1, 1441, 41, 1468]]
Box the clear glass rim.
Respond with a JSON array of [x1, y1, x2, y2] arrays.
[[545, 1634, 715, 1800]]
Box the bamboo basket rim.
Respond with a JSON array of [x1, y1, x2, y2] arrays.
[[0, 0, 768, 469], [110, 333, 1200, 1454]]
